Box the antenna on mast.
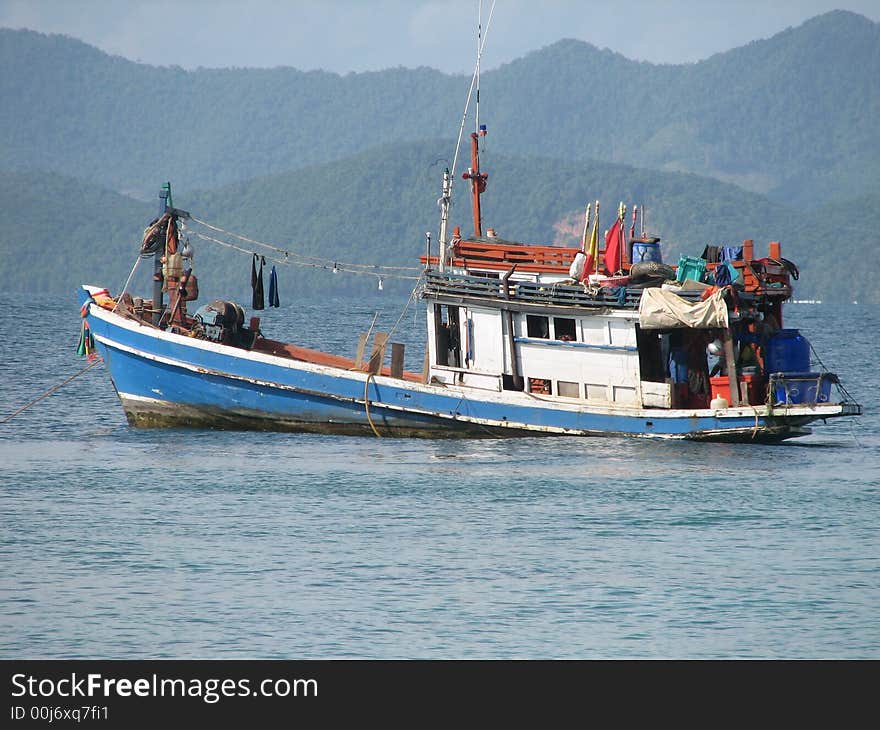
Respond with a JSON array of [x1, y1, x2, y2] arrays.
[[476, 0, 481, 136], [440, 1, 496, 254]]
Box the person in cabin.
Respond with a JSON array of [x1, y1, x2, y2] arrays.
[[708, 337, 726, 377], [442, 321, 460, 367], [686, 333, 711, 407], [737, 342, 759, 371]]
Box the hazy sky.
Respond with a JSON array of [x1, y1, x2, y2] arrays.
[[1, 0, 877, 73]]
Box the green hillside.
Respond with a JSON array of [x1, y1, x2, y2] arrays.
[[0, 170, 153, 293], [3, 141, 876, 303], [1, 10, 878, 208], [489, 10, 880, 208]]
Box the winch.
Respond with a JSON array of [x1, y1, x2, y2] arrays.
[[193, 300, 255, 348]]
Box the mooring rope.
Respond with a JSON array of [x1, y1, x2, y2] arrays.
[[0, 358, 102, 425], [364, 373, 383, 438]]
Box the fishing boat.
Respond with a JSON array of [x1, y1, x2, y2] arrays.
[[77, 59, 861, 443]]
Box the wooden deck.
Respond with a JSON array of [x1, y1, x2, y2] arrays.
[[253, 337, 423, 382]]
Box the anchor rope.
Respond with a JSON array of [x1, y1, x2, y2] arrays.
[[0, 359, 102, 424]]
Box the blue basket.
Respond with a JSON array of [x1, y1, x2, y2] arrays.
[[770, 372, 835, 405], [676, 256, 707, 283], [632, 241, 663, 264]]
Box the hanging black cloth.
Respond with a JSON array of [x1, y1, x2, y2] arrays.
[[268, 265, 280, 307], [251, 254, 265, 310], [700, 245, 721, 263]]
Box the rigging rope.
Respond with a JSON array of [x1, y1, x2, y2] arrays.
[[450, 0, 497, 192], [385, 273, 426, 340], [189, 216, 421, 274], [808, 341, 859, 405], [112, 255, 143, 313], [192, 230, 420, 282]]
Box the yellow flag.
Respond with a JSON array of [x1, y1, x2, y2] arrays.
[[586, 201, 600, 274], [581, 202, 592, 252]]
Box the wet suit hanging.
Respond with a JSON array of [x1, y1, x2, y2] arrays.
[[251, 254, 265, 310], [268, 265, 280, 307]]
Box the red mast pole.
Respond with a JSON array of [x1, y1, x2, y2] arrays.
[[462, 131, 488, 238]]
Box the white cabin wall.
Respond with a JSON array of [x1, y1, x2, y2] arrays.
[[516, 311, 641, 404], [425, 302, 647, 405]]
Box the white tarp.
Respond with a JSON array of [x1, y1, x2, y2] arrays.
[[638, 287, 729, 330]]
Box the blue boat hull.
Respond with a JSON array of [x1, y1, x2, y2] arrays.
[[79, 289, 858, 442]]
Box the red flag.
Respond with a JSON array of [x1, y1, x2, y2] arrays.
[[604, 218, 623, 275]]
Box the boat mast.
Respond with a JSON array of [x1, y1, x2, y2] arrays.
[[463, 131, 487, 238], [438, 168, 452, 271], [154, 182, 172, 325]]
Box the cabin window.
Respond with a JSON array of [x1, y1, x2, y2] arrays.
[[434, 304, 461, 367], [528, 377, 551, 394], [585, 383, 607, 401], [553, 317, 577, 342], [502, 374, 523, 391], [556, 380, 580, 398], [526, 314, 549, 339]]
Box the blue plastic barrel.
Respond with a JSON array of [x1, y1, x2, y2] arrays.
[[631, 241, 663, 264], [764, 329, 810, 374]]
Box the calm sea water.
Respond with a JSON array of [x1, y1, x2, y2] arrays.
[[1, 294, 878, 659]]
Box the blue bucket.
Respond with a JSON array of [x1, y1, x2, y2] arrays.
[[631, 241, 662, 264], [765, 329, 810, 374]]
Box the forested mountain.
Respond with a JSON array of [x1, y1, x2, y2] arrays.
[[2, 141, 874, 304], [1, 10, 877, 208], [0, 170, 152, 293]]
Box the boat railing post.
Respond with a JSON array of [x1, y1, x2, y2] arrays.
[[354, 333, 368, 369], [368, 332, 389, 375], [390, 343, 405, 379]]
